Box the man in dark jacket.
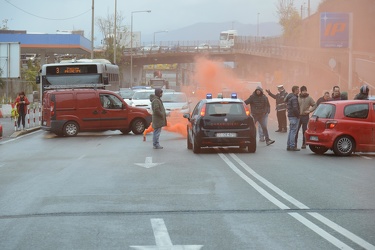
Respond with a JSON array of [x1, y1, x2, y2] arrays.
[[285, 85, 300, 151], [151, 88, 167, 149], [266, 85, 288, 132], [354, 85, 369, 100], [316, 91, 332, 106], [244, 86, 275, 146]]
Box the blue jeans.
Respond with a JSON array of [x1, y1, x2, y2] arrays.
[[295, 115, 309, 146], [153, 127, 162, 147], [257, 113, 268, 140], [287, 116, 300, 149], [252, 114, 270, 141]]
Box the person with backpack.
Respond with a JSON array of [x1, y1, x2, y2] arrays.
[[14, 91, 30, 131]]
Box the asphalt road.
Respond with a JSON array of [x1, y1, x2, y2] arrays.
[[0, 124, 374, 250]]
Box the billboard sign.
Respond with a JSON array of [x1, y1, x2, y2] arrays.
[[0, 42, 21, 78], [320, 12, 349, 48]]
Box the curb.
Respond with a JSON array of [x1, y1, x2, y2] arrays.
[[10, 126, 41, 138]]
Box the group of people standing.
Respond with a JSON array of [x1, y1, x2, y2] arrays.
[[150, 83, 370, 151], [245, 84, 316, 151]]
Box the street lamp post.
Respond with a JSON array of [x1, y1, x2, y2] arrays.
[[257, 12, 260, 38], [113, 0, 117, 64], [130, 10, 151, 88], [153, 30, 168, 45]]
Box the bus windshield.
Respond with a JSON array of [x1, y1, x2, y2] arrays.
[[45, 74, 102, 86]]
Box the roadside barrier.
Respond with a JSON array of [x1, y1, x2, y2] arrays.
[[13, 104, 42, 131]]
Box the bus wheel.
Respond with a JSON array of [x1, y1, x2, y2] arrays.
[[131, 119, 146, 135], [63, 121, 79, 137]]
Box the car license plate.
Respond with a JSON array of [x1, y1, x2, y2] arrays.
[[216, 133, 236, 137], [310, 136, 319, 141]]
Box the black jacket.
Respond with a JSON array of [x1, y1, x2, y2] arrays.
[[285, 93, 300, 118], [244, 87, 270, 116]]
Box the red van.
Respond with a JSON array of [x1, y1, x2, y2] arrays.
[[42, 89, 152, 136]]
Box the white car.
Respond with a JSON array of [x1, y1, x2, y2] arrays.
[[195, 43, 212, 51], [140, 44, 160, 53], [129, 90, 154, 108], [118, 88, 135, 104], [161, 92, 191, 115]]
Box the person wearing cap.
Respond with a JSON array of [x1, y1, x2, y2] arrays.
[[266, 85, 288, 133], [244, 86, 275, 146], [296, 85, 316, 149], [150, 88, 167, 149], [14, 91, 30, 131]]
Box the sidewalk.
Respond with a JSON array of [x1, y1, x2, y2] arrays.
[[0, 117, 41, 139]]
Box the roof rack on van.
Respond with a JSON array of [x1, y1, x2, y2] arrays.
[[44, 84, 108, 90]]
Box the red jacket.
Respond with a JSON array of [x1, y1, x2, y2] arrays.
[[15, 96, 30, 114]]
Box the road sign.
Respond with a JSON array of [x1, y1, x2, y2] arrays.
[[320, 12, 349, 48], [0, 42, 21, 78]]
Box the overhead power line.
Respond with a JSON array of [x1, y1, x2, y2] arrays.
[[4, 0, 91, 21]]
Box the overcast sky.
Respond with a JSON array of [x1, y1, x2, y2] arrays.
[[1, 0, 319, 46]]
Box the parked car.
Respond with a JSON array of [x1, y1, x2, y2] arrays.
[[195, 43, 212, 51], [305, 100, 375, 156], [183, 93, 256, 153], [118, 88, 135, 104], [140, 44, 160, 53], [129, 89, 155, 108], [42, 89, 152, 136], [161, 92, 191, 115]]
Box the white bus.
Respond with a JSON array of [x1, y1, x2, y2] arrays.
[[37, 58, 120, 94]]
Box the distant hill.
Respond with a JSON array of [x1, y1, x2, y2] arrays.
[[142, 21, 282, 45]]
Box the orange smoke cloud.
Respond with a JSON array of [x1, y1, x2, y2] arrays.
[[181, 57, 254, 100]]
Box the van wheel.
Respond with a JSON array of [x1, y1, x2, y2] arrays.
[[120, 129, 131, 135], [63, 121, 79, 137], [131, 118, 146, 135]]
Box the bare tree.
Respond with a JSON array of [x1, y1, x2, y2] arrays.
[[96, 11, 128, 63], [276, 0, 302, 45]]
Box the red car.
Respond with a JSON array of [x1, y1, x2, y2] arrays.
[[305, 100, 375, 156]]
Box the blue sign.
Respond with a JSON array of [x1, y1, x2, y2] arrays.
[[320, 12, 349, 48]]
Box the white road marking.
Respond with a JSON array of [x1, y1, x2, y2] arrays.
[[130, 218, 203, 250], [309, 212, 375, 250], [135, 157, 164, 169], [229, 153, 309, 209], [217, 150, 375, 249], [289, 213, 353, 250], [77, 155, 86, 160], [0, 130, 41, 144], [218, 153, 289, 210]]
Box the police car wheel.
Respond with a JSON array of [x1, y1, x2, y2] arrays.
[[192, 136, 201, 154]]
